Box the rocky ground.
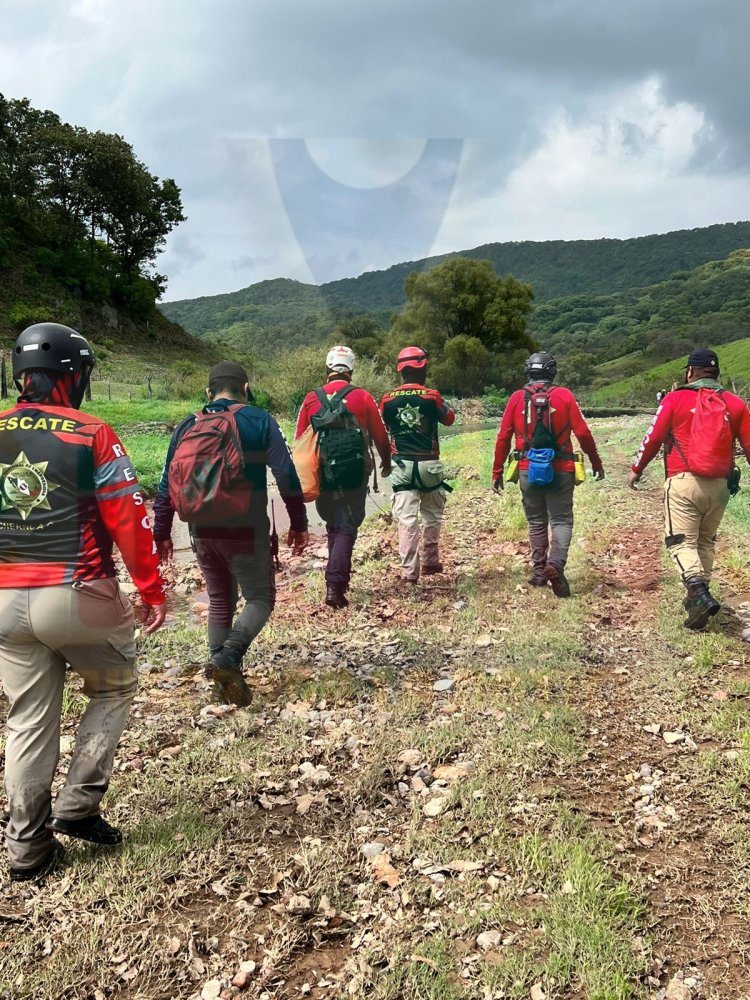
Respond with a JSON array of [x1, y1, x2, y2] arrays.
[[2, 419, 750, 999]]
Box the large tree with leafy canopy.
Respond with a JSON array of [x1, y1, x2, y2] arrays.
[[388, 258, 535, 394]]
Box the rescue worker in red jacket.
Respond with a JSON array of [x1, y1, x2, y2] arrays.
[[0, 323, 166, 882], [492, 352, 605, 597], [380, 347, 455, 583], [629, 348, 750, 629], [296, 346, 391, 609]]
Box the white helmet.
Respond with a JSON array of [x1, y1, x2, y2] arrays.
[[326, 345, 355, 373]]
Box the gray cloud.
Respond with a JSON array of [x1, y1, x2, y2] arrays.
[[0, 0, 749, 299]]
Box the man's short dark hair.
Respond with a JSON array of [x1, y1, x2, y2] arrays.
[[209, 374, 247, 397], [689, 365, 721, 381], [207, 360, 248, 397]]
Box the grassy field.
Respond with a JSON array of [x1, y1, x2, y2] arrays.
[[2, 419, 750, 999], [589, 337, 750, 406]]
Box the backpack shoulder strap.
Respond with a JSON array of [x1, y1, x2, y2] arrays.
[[522, 387, 533, 451], [314, 387, 331, 409]]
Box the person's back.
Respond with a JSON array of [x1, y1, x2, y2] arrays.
[[154, 361, 308, 704], [295, 346, 391, 609], [0, 402, 159, 592], [380, 377, 454, 460], [635, 382, 750, 478], [492, 352, 604, 596], [379, 347, 455, 583], [0, 323, 165, 882], [630, 349, 750, 629]]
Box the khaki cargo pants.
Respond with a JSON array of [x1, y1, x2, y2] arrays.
[[664, 472, 730, 582], [0, 579, 137, 870], [391, 459, 447, 582]]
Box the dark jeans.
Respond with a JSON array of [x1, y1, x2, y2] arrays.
[[315, 485, 367, 588], [194, 525, 276, 657], [519, 470, 575, 573]]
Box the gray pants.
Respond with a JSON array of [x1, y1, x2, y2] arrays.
[[519, 470, 575, 575], [0, 579, 137, 870]]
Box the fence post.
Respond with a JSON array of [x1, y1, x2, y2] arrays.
[[0, 356, 7, 400], [108, 377, 112, 401]]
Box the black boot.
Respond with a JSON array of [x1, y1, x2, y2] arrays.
[[48, 814, 122, 845], [683, 578, 721, 630], [325, 584, 349, 609], [545, 562, 571, 598]]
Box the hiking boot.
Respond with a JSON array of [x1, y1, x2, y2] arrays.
[[422, 563, 443, 576], [48, 814, 122, 845], [545, 562, 571, 598], [324, 585, 349, 609], [10, 839, 64, 883], [205, 645, 252, 707], [683, 578, 721, 631], [528, 573, 548, 587]]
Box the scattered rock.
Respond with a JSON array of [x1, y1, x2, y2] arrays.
[[360, 842, 386, 860], [285, 893, 312, 914], [433, 763, 473, 782], [423, 796, 449, 817], [663, 731, 686, 745], [433, 678, 455, 692], [298, 762, 332, 785], [476, 930, 503, 952], [643, 723, 661, 735], [398, 748, 422, 767], [665, 970, 703, 1000], [201, 981, 222, 1000], [530, 984, 546, 1000], [232, 961, 257, 989]]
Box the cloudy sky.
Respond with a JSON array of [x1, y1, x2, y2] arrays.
[[2, 0, 749, 300]]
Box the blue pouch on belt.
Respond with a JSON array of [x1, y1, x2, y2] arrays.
[[526, 448, 555, 486]]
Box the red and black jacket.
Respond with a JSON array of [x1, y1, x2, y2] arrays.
[[380, 384, 455, 460], [0, 402, 164, 605]]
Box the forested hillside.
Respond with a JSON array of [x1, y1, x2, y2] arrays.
[[0, 94, 220, 397], [161, 221, 750, 358], [543, 248, 750, 392]]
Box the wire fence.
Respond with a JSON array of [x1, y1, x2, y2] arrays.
[[0, 355, 173, 402]]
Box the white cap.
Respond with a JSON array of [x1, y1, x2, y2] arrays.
[[326, 345, 355, 373]]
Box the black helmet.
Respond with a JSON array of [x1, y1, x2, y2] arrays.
[[13, 323, 95, 408], [12, 323, 95, 379], [524, 351, 557, 382]]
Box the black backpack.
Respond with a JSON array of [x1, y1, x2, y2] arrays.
[[523, 385, 559, 452], [311, 386, 366, 490]]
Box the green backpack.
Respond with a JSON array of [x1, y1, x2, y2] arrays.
[[311, 386, 366, 491]]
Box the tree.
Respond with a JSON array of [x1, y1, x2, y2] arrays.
[[330, 314, 385, 359], [561, 351, 596, 391], [389, 258, 535, 394], [0, 93, 185, 311]]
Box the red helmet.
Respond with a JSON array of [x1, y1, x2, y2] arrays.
[[397, 346, 428, 372]]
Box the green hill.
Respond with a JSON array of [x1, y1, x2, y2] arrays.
[[160, 222, 750, 357], [539, 248, 750, 365], [589, 338, 750, 406]]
